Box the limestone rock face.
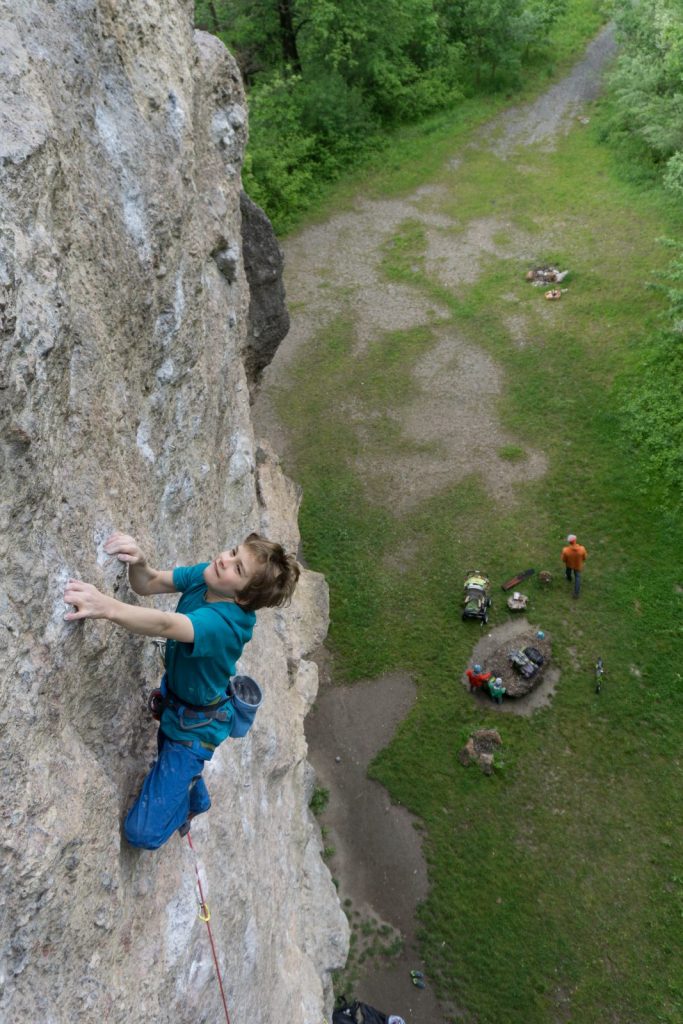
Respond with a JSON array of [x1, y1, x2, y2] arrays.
[[0, 3, 348, 1022]]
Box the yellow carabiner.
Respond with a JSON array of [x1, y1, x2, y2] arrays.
[[198, 901, 211, 923]]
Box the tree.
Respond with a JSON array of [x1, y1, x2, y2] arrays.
[[195, 0, 308, 82], [278, 0, 303, 72], [608, 0, 683, 194], [437, 0, 527, 84], [517, 0, 567, 59]]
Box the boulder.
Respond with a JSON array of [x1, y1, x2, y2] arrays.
[[458, 729, 503, 775]]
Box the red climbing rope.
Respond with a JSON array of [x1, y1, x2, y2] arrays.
[[186, 832, 232, 1024]]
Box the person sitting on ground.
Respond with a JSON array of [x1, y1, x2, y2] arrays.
[[466, 664, 492, 691], [64, 529, 300, 850]]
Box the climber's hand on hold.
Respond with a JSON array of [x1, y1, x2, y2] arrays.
[[103, 534, 175, 597], [104, 531, 146, 566], [64, 579, 112, 621]]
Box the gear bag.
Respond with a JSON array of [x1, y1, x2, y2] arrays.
[[509, 649, 538, 679], [523, 646, 544, 666], [333, 1001, 388, 1024]]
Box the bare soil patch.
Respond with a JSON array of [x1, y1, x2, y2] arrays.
[[357, 328, 547, 512], [305, 665, 447, 1024]]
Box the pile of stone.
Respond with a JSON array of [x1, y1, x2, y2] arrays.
[[458, 729, 503, 775], [480, 630, 552, 698]]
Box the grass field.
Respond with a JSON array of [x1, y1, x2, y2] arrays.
[[268, 10, 683, 1024]]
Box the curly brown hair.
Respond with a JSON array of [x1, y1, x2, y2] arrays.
[[236, 533, 301, 612]]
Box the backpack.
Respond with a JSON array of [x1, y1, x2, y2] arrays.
[[523, 646, 544, 667], [509, 649, 538, 679], [333, 1001, 388, 1024]]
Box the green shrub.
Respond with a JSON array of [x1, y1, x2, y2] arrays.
[[607, 0, 683, 194], [309, 786, 330, 815], [618, 240, 683, 501], [242, 73, 320, 233], [620, 332, 683, 499]]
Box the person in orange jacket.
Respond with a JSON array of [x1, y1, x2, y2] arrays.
[[562, 533, 588, 598], [466, 664, 492, 691]]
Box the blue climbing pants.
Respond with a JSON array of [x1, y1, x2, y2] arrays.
[[124, 730, 213, 850]]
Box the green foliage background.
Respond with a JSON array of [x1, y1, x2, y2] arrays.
[[602, 0, 683, 498], [196, 0, 579, 231]]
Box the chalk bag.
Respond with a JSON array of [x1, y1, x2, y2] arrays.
[[228, 675, 263, 738]]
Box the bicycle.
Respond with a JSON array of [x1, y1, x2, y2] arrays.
[[595, 656, 605, 694]]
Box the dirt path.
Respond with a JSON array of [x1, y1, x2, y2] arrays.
[[253, 26, 616, 1024], [305, 666, 447, 1023]]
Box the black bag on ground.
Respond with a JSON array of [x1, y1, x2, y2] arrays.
[[524, 646, 545, 666], [333, 1001, 388, 1024], [509, 649, 537, 679]]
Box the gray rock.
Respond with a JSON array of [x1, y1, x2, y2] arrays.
[[458, 729, 503, 775], [0, 4, 346, 1023], [240, 190, 290, 389]]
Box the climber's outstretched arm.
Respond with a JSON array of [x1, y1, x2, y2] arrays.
[[104, 531, 177, 596], [64, 579, 194, 642]]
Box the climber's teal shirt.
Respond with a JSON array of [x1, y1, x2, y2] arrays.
[[160, 563, 256, 750]]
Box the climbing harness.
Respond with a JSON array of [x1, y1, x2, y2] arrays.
[[148, 678, 232, 728], [185, 831, 232, 1024], [148, 674, 263, 738]]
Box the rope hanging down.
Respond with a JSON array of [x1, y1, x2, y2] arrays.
[[186, 832, 232, 1024]]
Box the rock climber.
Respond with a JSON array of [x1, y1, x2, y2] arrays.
[[64, 530, 300, 849]]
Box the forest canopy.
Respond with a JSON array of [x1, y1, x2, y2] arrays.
[[195, 0, 568, 229], [607, 0, 683, 197], [606, 0, 683, 497]]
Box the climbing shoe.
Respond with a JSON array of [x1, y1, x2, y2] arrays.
[[178, 814, 196, 838], [148, 688, 164, 721], [410, 971, 424, 980]]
